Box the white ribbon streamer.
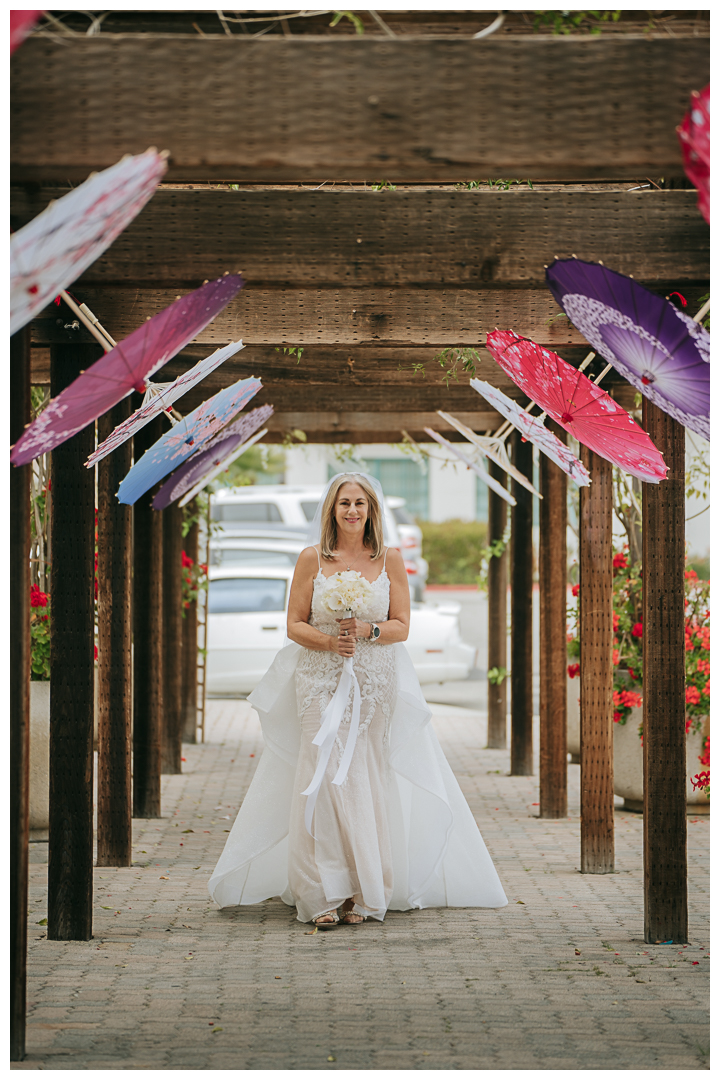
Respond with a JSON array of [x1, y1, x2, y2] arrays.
[[301, 616, 363, 838]]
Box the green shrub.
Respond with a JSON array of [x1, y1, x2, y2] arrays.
[[418, 519, 488, 585]]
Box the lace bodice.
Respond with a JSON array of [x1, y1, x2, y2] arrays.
[[309, 568, 390, 635]]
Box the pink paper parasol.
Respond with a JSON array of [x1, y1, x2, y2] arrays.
[[117, 377, 262, 505], [486, 330, 667, 484], [11, 149, 168, 335], [152, 405, 274, 510], [85, 340, 245, 468], [424, 428, 516, 507], [470, 379, 591, 487], [11, 276, 244, 466], [677, 84, 710, 223]]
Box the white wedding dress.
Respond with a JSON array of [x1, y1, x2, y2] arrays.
[[208, 551, 508, 921]]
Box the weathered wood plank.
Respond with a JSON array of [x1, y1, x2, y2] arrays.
[[11, 36, 708, 181], [162, 502, 184, 775], [539, 423, 568, 818], [10, 328, 31, 1060], [48, 344, 100, 940], [642, 400, 688, 944], [10, 188, 709, 287], [579, 446, 614, 874], [29, 286, 593, 348]]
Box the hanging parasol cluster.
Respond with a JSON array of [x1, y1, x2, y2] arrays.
[[10, 150, 273, 509]]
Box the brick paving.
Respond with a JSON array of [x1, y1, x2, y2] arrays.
[[17, 699, 709, 1070]]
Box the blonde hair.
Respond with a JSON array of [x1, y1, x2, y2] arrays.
[[320, 474, 384, 561]]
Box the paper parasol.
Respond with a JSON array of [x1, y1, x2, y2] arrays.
[[546, 257, 710, 441], [11, 276, 244, 466], [152, 405, 274, 510], [486, 330, 667, 484], [436, 410, 541, 498], [11, 149, 167, 335], [470, 380, 590, 487], [117, 377, 262, 505], [85, 340, 245, 467], [423, 428, 517, 507]]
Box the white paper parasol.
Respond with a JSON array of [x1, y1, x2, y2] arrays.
[[423, 428, 517, 507], [436, 410, 542, 498]]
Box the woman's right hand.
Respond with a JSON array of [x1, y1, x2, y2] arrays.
[[332, 630, 356, 658]]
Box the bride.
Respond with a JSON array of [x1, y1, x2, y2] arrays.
[[208, 472, 507, 927]]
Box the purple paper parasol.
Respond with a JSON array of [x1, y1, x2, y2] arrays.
[[117, 377, 262, 505], [11, 275, 244, 466], [546, 258, 710, 441], [152, 405, 274, 510]]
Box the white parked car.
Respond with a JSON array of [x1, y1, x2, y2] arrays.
[[210, 485, 427, 600], [206, 566, 476, 696]]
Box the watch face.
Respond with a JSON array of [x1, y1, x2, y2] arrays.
[[372, 625, 380, 638]]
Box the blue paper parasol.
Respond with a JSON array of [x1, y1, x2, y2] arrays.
[[117, 377, 261, 505]]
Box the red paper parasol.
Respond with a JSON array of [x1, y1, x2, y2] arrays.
[[470, 379, 591, 487], [486, 329, 667, 484], [85, 340, 245, 468], [11, 149, 168, 335], [677, 84, 710, 223], [10, 10, 42, 53], [11, 276, 244, 466]]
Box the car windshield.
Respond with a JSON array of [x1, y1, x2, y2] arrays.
[[208, 578, 287, 613], [212, 502, 282, 522], [300, 500, 320, 521], [214, 548, 298, 568]]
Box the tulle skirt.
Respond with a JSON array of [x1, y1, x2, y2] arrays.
[[208, 642, 508, 919]]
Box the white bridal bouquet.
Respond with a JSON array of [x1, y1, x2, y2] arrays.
[[321, 570, 375, 619]]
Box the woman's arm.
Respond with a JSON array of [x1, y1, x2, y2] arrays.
[[287, 548, 356, 657], [338, 547, 411, 644]]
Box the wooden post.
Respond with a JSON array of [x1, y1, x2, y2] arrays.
[[539, 424, 568, 818], [48, 343, 100, 940], [642, 401, 688, 943], [162, 501, 184, 774], [487, 460, 508, 749], [182, 506, 200, 744], [579, 446, 614, 874], [10, 329, 31, 1059], [132, 415, 164, 819], [510, 429, 534, 775], [96, 399, 133, 866]]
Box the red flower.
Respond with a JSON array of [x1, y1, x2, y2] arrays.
[[627, 667, 636, 681], [571, 584, 580, 597], [567, 663, 580, 680], [94, 645, 98, 661], [30, 584, 48, 608], [199, 564, 208, 574], [612, 648, 619, 665], [613, 710, 623, 723], [613, 552, 628, 570], [685, 568, 698, 582], [700, 737, 710, 767], [691, 771, 710, 791], [703, 680, 710, 697], [612, 612, 620, 631], [631, 622, 643, 638], [686, 686, 701, 705], [181, 551, 194, 568], [94, 578, 98, 600]]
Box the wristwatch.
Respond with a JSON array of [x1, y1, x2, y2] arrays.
[[369, 622, 381, 641]]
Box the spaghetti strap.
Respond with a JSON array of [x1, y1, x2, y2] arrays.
[[382, 547, 389, 571], [314, 544, 322, 570]]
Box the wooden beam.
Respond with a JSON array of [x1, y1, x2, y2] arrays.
[[510, 429, 534, 776], [96, 399, 133, 867], [10, 188, 709, 288], [579, 446, 614, 874], [642, 400, 688, 944], [181, 508, 200, 744], [132, 415, 165, 819], [162, 502, 184, 774], [539, 424, 568, 818], [11, 36, 707, 182], [486, 459, 508, 750], [10, 327, 31, 1060], [48, 344, 100, 940]]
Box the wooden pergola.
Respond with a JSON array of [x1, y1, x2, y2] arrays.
[[10, 9, 709, 1060]]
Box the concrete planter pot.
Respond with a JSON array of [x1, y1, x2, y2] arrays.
[[566, 668, 709, 814], [29, 680, 50, 837]]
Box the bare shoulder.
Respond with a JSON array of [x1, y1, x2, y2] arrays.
[[384, 547, 406, 575], [294, 546, 320, 580]]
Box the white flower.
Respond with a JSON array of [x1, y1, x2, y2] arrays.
[[321, 569, 375, 616]]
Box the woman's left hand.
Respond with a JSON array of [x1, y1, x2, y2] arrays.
[[337, 617, 371, 640]]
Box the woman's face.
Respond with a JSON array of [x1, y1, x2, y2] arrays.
[[334, 482, 368, 538]]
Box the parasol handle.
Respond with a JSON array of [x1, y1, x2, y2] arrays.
[[693, 299, 710, 324], [591, 362, 613, 386], [60, 291, 116, 351]]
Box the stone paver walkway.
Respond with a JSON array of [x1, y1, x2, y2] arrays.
[[17, 700, 709, 1070]]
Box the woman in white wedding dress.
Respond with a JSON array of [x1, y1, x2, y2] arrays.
[[208, 472, 508, 927]]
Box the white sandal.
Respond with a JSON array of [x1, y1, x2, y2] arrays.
[[312, 910, 339, 931], [339, 906, 366, 925]]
